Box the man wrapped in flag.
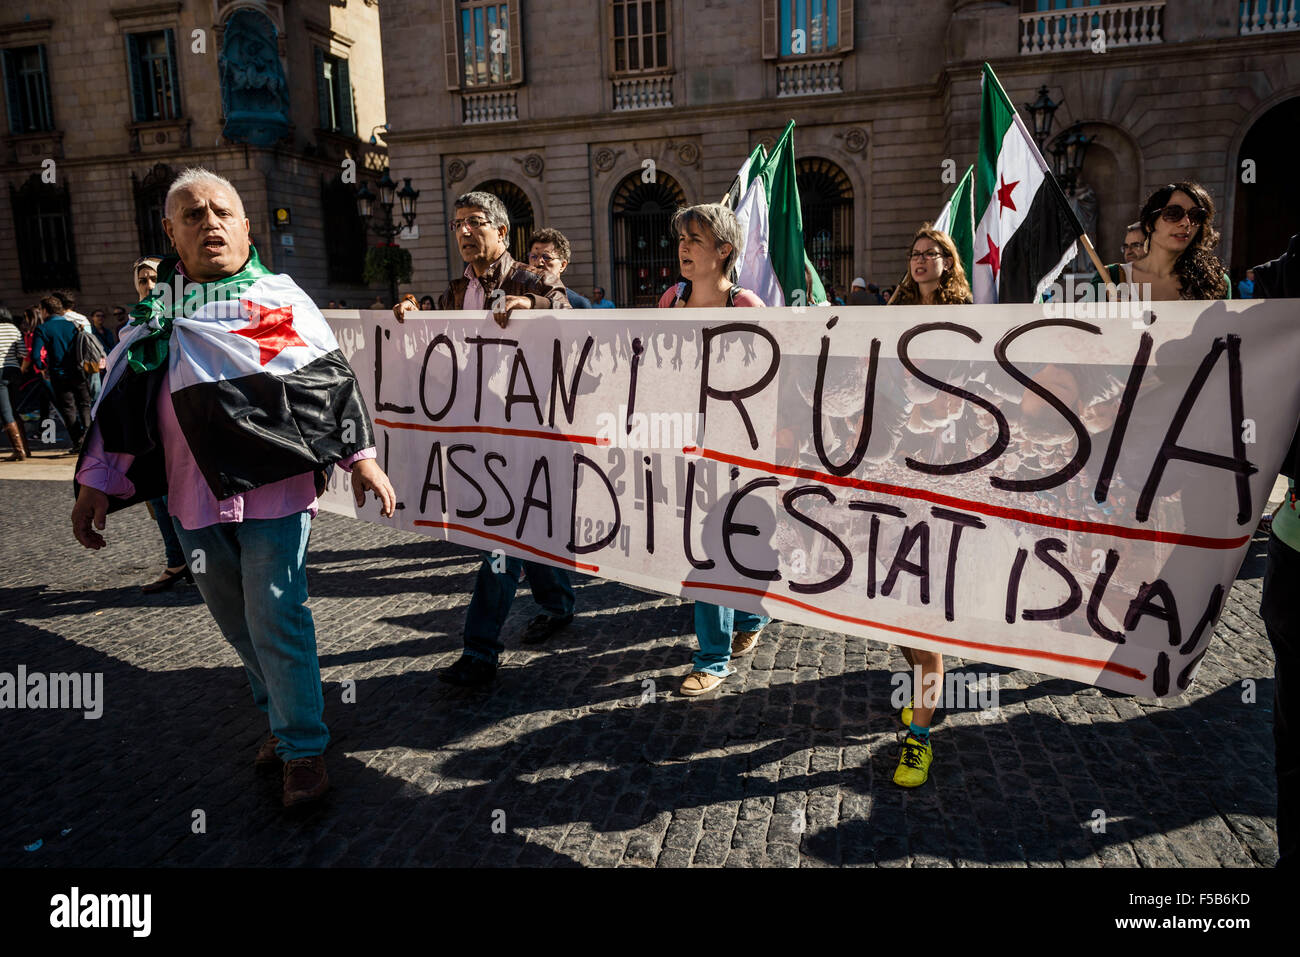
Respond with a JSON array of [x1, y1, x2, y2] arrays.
[[70, 168, 396, 808]]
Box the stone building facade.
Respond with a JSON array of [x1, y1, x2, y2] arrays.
[[377, 0, 1300, 306], [0, 0, 389, 314]]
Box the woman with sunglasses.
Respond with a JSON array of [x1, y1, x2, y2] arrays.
[[886, 224, 972, 788], [1095, 183, 1229, 301]]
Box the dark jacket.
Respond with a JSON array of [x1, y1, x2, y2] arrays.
[[31, 315, 82, 376], [1253, 233, 1300, 480], [438, 250, 571, 311]]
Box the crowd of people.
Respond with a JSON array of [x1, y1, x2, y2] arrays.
[[34, 163, 1295, 864]]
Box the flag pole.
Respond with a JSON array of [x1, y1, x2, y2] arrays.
[[1007, 109, 1116, 302]]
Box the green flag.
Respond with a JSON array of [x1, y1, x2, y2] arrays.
[[755, 121, 816, 306], [934, 164, 975, 282]]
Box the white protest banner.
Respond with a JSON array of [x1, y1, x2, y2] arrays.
[[321, 300, 1300, 698]]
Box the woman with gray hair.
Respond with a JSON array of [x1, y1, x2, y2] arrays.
[[659, 203, 768, 696], [657, 203, 763, 309]]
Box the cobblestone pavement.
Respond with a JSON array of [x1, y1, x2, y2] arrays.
[[0, 478, 1278, 867]]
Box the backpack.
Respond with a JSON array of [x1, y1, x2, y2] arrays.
[[73, 325, 107, 375]]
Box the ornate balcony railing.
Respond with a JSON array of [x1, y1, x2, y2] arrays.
[[612, 74, 673, 111], [1240, 0, 1300, 33], [1020, 1, 1164, 54], [461, 90, 517, 124], [776, 58, 843, 98]]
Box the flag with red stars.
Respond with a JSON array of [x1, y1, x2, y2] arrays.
[[972, 63, 1082, 304], [90, 246, 375, 502]]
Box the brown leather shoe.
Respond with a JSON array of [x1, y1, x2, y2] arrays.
[[282, 755, 329, 807], [731, 628, 762, 657], [254, 733, 281, 767]]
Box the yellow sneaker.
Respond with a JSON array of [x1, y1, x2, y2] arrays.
[[892, 733, 932, 788], [900, 697, 913, 728]]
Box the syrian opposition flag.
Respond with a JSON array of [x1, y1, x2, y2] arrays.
[[972, 63, 1082, 304], [934, 164, 975, 283], [729, 121, 826, 306], [93, 246, 374, 501]]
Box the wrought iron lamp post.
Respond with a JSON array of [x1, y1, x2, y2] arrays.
[[355, 170, 420, 305]]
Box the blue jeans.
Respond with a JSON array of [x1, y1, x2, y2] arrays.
[[173, 512, 328, 759], [149, 496, 185, 568], [693, 602, 770, 677], [0, 368, 18, 425], [463, 553, 574, 665]]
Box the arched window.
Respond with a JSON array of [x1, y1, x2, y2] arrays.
[[471, 179, 534, 257], [610, 170, 686, 307], [10, 173, 78, 291], [797, 157, 853, 295], [132, 162, 174, 258], [1233, 97, 1300, 279]]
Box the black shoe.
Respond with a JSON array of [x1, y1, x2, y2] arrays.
[[141, 566, 193, 594], [519, 613, 574, 645], [439, 654, 497, 687]]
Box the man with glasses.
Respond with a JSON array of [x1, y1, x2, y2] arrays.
[[527, 228, 591, 309], [1121, 221, 1145, 263], [410, 190, 576, 688], [111, 306, 128, 333], [591, 286, 615, 309]]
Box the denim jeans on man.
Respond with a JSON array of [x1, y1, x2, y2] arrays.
[[693, 602, 770, 677], [462, 553, 574, 665], [173, 512, 328, 759], [149, 495, 185, 568]]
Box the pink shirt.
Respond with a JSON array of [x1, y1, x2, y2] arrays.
[[77, 369, 373, 531], [656, 285, 765, 308], [463, 262, 487, 310]]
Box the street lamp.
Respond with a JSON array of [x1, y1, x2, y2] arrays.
[[1023, 85, 1062, 153], [355, 170, 420, 306], [1048, 124, 1094, 195]]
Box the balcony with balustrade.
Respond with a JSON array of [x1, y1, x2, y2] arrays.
[[1019, 2, 1165, 55], [1240, 0, 1300, 33]]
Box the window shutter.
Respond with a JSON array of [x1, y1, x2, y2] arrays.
[[507, 0, 523, 84], [1, 50, 21, 134], [838, 0, 854, 52], [125, 34, 147, 121], [314, 47, 330, 129], [761, 0, 778, 59], [442, 0, 460, 90], [36, 44, 53, 129], [337, 58, 355, 136], [164, 28, 180, 117]]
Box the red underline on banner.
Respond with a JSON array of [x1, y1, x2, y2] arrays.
[[682, 446, 1249, 551], [375, 417, 609, 447], [681, 580, 1147, 680], [413, 520, 601, 572]]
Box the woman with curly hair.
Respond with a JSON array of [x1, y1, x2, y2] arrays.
[[891, 225, 974, 305], [1095, 182, 1230, 301], [885, 224, 971, 788]]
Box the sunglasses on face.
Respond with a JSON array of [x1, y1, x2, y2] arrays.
[[1157, 204, 1208, 226]]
